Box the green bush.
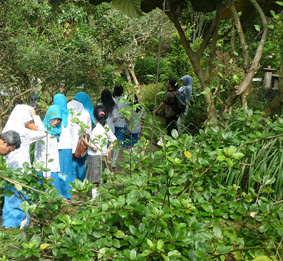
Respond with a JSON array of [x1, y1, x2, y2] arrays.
[[1, 111, 282, 261], [135, 56, 174, 84], [140, 83, 165, 113]]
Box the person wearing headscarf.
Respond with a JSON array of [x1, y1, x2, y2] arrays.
[[34, 105, 62, 186], [67, 93, 93, 182], [177, 75, 193, 133], [53, 94, 73, 199], [74, 92, 96, 125], [2, 104, 46, 228]]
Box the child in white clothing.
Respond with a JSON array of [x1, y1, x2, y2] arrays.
[[84, 105, 117, 199]]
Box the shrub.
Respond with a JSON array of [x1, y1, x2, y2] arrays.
[[1, 111, 282, 261], [140, 83, 165, 113], [135, 56, 174, 84]]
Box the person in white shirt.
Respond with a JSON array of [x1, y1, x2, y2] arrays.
[[112, 85, 127, 168], [125, 94, 146, 149], [100, 88, 117, 134], [2, 104, 46, 228], [53, 94, 73, 199], [34, 105, 62, 192], [67, 92, 94, 182], [84, 105, 116, 199]]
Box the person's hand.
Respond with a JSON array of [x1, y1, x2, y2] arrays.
[[29, 107, 36, 117], [106, 150, 111, 164]]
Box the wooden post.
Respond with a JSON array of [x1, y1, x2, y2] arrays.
[[263, 66, 276, 89]]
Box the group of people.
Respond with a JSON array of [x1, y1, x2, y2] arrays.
[[1, 75, 191, 228], [1, 86, 146, 228], [153, 75, 193, 136]]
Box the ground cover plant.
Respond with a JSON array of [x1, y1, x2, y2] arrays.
[[0, 110, 282, 261]]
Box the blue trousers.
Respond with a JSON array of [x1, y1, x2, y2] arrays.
[[58, 149, 73, 199], [72, 153, 88, 182], [2, 186, 29, 228]]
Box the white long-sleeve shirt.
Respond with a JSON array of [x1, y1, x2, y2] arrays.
[[88, 123, 117, 156]]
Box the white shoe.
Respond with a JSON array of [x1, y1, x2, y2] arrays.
[[92, 188, 99, 199]]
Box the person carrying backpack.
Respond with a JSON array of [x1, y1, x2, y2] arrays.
[[153, 79, 178, 137], [177, 75, 193, 133]]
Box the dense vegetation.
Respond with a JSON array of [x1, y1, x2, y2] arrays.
[[0, 0, 282, 260]]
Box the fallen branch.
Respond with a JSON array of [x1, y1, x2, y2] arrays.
[[0, 174, 45, 195]]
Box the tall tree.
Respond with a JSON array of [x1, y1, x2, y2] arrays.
[[87, 0, 278, 122]]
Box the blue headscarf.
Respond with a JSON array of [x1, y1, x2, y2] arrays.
[[74, 92, 96, 125], [43, 105, 62, 141], [53, 94, 69, 128], [181, 75, 193, 102]]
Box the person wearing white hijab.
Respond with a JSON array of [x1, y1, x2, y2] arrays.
[[67, 98, 92, 182], [2, 104, 46, 228]]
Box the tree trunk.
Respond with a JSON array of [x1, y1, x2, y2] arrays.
[[129, 64, 139, 86], [264, 54, 283, 117], [124, 66, 132, 84], [0, 113, 3, 133], [166, 4, 222, 123], [223, 0, 269, 113], [241, 85, 250, 110]]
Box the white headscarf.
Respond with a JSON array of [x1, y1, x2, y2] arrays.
[[67, 100, 84, 116], [3, 104, 46, 169], [3, 104, 33, 133]]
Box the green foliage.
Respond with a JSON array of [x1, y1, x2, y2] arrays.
[[165, 34, 193, 77], [135, 57, 174, 84], [0, 111, 282, 260], [140, 83, 164, 112]]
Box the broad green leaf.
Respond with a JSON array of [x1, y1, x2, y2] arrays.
[[217, 155, 226, 161], [254, 25, 260, 31], [141, 249, 153, 256], [40, 243, 50, 250], [217, 245, 231, 254], [147, 239, 154, 248], [213, 226, 222, 239], [130, 249, 137, 260], [98, 248, 105, 259], [171, 129, 178, 139], [168, 167, 174, 177], [157, 240, 164, 250], [15, 184, 22, 191], [184, 151, 192, 159], [102, 203, 108, 211], [226, 158, 234, 167], [114, 230, 125, 239]]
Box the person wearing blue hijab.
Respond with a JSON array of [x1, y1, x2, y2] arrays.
[[177, 75, 193, 133], [34, 105, 62, 194], [42, 105, 62, 141], [74, 92, 96, 125], [53, 94, 73, 199], [54, 94, 69, 128]]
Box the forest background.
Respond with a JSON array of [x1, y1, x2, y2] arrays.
[[0, 0, 282, 260]]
